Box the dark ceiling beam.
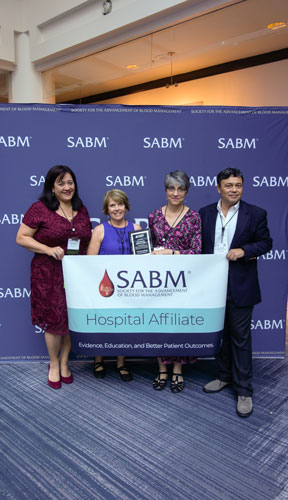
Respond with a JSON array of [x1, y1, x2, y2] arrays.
[[62, 48, 288, 104]]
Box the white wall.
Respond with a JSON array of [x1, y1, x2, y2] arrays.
[[1, 0, 219, 69], [0, 0, 287, 106], [1, 0, 201, 102]]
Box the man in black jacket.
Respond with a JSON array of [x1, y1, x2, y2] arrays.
[[199, 168, 272, 417]]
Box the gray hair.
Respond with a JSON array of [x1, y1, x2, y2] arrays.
[[164, 170, 190, 192]]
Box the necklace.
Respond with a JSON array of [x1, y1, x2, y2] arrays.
[[59, 205, 75, 233], [110, 220, 127, 254], [162, 205, 185, 244], [164, 205, 185, 227], [59, 205, 73, 221]]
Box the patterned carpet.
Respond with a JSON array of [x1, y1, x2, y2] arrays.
[[1, 358, 288, 500]]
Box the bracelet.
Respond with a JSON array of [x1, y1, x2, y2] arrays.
[[172, 250, 175, 255]]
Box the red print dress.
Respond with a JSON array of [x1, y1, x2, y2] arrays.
[[23, 201, 91, 335]]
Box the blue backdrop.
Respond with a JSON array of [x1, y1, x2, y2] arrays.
[[0, 103, 287, 361]]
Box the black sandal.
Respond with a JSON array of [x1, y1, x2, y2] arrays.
[[116, 365, 133, 382], [153, 371, 168, 391], [94, 361, 105, 379], [170, 373, 184, 393]]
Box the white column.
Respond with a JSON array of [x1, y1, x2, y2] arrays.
[[9, 32, 55, 104]]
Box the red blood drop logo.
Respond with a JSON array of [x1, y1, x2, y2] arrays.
[[99, 269, 114, 297]]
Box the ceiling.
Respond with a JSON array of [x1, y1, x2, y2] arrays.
[[10, 0, 288, 103]]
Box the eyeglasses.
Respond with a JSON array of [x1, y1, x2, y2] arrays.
[[166, 186, 186, 194]]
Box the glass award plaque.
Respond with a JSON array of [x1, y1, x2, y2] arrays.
[[129, 229, 153, 255]]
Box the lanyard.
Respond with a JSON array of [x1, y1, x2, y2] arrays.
[[110, 221, 127, 254], [220, 208, 239, 243]]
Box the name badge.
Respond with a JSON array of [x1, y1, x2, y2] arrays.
[[214, 242, 228, 254], [67, 238, 80, 255]]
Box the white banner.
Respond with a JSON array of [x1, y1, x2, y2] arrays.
[[63, 254, 228, 357]]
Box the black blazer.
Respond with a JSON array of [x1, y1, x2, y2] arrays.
[[199, 200, 273, 307]]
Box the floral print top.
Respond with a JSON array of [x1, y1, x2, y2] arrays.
[[148, 207, 201, 254]]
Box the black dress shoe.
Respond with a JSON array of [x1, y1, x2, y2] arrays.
[[170, 373, 184, 393], [116, 365, 133, 382], [94, 361, 105, 378], [152, 371, 168, 390]]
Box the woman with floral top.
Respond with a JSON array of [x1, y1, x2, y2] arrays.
[[148, 170, 201, 393]]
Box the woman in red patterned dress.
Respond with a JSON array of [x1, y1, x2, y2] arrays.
[[148, 170, 201, 393], [16, 165, 91, 389]]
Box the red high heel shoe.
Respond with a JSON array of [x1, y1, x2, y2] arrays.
[[60, 372, 73, 384], [48, 364, 61, 389]]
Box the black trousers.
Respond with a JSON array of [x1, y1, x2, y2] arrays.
[[217, 298, 254, 397]]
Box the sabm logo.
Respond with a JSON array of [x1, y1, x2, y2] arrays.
[[0, 287, 30, 299], [253, 176, 288, 187], [30, 175, 45, 187], [0, 136, 31, 147], [143, 137, 183, 149], [35, 326, 45, 334], [260, 250, 287, 260], [251, 319, 284, 330], [99, 270, 114, 297], [190, 176, 217, 187], [98, 268, 187, 296], [67, 136, 109, 148], [0, 214, 24, 224], [106, 175, 145, 187], [218, 137, 258, 149], [117, 269, 187, 289]]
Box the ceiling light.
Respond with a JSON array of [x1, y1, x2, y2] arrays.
[[153, 54, 170, 62], [166, 52, 178, 88], [267, 22, 287, 30], [125, 64, 139, 70]]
